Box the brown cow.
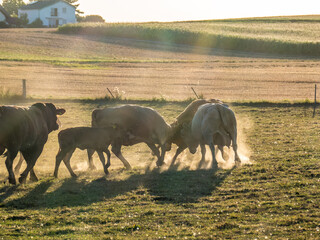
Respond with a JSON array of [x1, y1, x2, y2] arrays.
[[54, 126, 127, 178], [182, 103, 241, 170], [87, 105, 171, 169], [167, 99, 228, 165], [0, 103, 65, 184]]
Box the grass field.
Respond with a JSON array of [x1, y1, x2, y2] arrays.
[[0, 100, 319, 239], [0, 16, 320, 239], [58, 15, 320, 56]]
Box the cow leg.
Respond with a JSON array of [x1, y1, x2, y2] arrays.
[[19, 147, 43, 184], [87, 149, 96, 170], [208, 142, 218, 170], [230, 130, 241, 166], [54, 148, 69, 178], [147, 143, 166, 167], [62, 149, 77, 178], [170, 146, 186, 166], [218, 145, 229, 161], [147, 143, 160, 159], [111, 144, 132, 170], [198, 144, 207, 168], [29, 169, 38, 182], [0, 146, 5, 156], [97, 150, 110, 175], [233, 143, 241, 166], [5, 150, 19, 185], [14, 153, 24, 175], [158, 144, 167, 167]]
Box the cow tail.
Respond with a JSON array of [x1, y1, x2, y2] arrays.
[[216, 104, 230, 132]]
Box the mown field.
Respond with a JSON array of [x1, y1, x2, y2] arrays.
[[0, 100, 319, 239], [0, 16, 320, 239]]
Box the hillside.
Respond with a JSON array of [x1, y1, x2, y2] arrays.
[[58, 15, 320, 56]]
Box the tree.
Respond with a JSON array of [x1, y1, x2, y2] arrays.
[[2, 0, 25, 16], [79, 15, 105, 23], [28, 18, 43, 28]]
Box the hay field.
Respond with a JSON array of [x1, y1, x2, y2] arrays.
[[59, 16, 320, 56], [0, 28, 320, 101]]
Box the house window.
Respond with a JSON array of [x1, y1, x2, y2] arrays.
[[63, 8, 67, 14], [51, 8, 58, 16]]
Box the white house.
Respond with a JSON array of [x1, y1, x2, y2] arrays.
[[18, 0, 76, 27]]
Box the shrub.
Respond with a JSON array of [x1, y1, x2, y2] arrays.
[[28, 18, 44, 28]]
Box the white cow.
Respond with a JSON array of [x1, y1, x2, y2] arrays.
[[182, 103, 241, 170]]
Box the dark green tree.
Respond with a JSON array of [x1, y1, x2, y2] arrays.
[[79, 15, 105, 23], [2, 0, 25, 16]]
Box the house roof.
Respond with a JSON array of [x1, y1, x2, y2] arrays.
[[0, 4, 11, 20], [19, 0, 76, 10]]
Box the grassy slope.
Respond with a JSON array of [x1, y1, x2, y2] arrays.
[[58, 15, 320, 56], [0, 101, 319, 239]]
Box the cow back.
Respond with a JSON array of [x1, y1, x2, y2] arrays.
[[92, 105, 170, 145]]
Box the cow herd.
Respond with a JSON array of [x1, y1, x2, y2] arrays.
[[0, 99, 241, 185]]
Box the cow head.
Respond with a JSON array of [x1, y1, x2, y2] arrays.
[[32, 103, 66, 132], [180, 123, 199, 154]]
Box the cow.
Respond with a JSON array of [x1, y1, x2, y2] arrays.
[[181, 103, 240, 170], [167, 99, 228, 165], [0, 103, 65, 184], [54, 126, 127, 178], [87, 105, 171, 169]]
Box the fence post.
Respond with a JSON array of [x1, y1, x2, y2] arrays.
[[191, 87, 199, 99], [313, 84, 317, 117], [22, 79, 26, 99], [107, 88, 114, 98]]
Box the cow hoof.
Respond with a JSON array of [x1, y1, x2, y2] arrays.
[[88, 165, 96, 171], [18, 177, 26, 184], [156, 160, 164, 167], [125, 165, 132, 170], [8, 178, 16, 185], [30, 176, 38, 182]]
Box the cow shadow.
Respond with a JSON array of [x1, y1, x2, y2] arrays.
[[3, 167, 234, 209]]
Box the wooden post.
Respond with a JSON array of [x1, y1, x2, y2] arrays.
[[313, 84, 317, 117], [191, 87, 199, 99], [22, 79, 26, 99], [107, 88, 114, 98]]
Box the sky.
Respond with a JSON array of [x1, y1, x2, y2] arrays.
[[1, 0, 320, 22], [77, 0, 320, 22]]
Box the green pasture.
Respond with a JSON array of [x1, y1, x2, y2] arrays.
[[58, 15, 320, 56], [0, 100, 319, 239]]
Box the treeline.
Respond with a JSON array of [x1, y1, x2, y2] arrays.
[[58, 22, 320, 57]]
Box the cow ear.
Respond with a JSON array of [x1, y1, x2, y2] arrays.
[[56, 108, 66, 115]]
